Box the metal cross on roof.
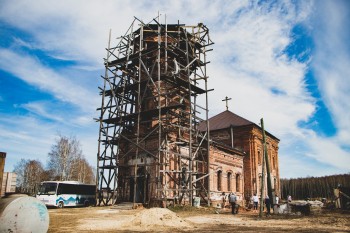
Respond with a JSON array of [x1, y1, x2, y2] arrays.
[[222, 96, 232, 111]]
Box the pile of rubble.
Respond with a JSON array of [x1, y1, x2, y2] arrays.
[[277, 200, 324, 215]]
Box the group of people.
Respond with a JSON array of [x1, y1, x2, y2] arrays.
[[221, 192, 292, 215]]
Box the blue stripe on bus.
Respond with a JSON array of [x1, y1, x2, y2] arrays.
[[56, 196, 95, 205]]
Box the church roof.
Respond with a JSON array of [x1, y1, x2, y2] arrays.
[[198, 110, 280, 141], [198, 110, 254, 131]]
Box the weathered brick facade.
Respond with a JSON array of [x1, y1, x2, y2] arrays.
[[201, 110, 280, 205], [116, 111, 280, 206], [208, 143, 245, 206]]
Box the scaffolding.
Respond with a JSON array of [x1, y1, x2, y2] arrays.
[[97, 16, 213, 206]]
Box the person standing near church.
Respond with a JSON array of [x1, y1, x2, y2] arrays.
[[252, 193, 259, 212], [221, 192, 226, 209], [265, 195, 271, 215], [229, 192, 237, 214]]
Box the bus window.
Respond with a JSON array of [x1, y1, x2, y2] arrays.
[[38, 183, 57, 195], [58, 183, 75, 194]]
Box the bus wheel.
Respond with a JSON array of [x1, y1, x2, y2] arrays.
[[84, 201, 90, 207], [57, 201, 64, 208]]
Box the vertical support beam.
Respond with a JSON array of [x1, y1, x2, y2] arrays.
[[259, 118, 266, 217], [205, 61, 211, 207], [186, 29, 193, 206], [97, 29, 112, 206], [163, 15, 168, 207], [261, 118, 275, 207], [156, 15, 162, 205], [133, 24, 144, 207], [165, 14, 168, 73]]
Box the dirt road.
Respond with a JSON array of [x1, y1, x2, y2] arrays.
[[48, 205, 350, 232]]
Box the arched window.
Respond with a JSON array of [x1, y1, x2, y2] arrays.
[[236, 173, 241, 192], [227, 172, 232, 191], [258, 151, 261, 165], [259, 175, 263, 191], [217, 170, 222, 191]]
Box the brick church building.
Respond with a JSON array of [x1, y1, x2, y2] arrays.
[[200, 110, 280, 205], [97, 20, 280, 207]]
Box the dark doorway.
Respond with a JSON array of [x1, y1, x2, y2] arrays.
[[130, 167, 149, 203]]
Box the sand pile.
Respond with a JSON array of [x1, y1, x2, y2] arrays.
[[131, 208, 193, 230], [78, 207, 193, 231]]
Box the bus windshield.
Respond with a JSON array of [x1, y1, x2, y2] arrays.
[[38, 182, 57, 195]]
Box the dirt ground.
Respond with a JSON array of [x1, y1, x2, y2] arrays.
[[48, 205, 350, 233]]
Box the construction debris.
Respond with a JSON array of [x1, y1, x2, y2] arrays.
[[277, 200, 324, 215]]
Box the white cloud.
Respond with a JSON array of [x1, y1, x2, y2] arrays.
[[20, 101, 64, 122], [311, 1, 350, 156], [12, 37, 34, 50], [0, 48, 99, 111], [279, 151, 344, 178], [205, 2, 316, 139], [19, 101, 97, 129], [203, 1, 349, 177], [0, 114, 56, 171], [0, 112, 97, 172], [306, 133, 350, 171], [0, 0, 156, 65], [0, 0, 349, 178]]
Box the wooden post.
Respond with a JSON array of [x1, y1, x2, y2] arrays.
[[261, 118, 275, 211], [259, 119, 266, 218]]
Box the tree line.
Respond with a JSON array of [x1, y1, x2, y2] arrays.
[[13, 135, 95, 195], [280, 173, 350, 200]]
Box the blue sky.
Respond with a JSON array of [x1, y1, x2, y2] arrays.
[[0, 0, 349, 178]]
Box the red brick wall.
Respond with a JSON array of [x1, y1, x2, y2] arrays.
[[209, 145, 244, 204], [210, 125, 280, 202], [117, 123, 280, 205]]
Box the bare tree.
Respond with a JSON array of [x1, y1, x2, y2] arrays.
[[13, 158, 27, 192], [71, 157, 95, 184], [24, 160, 46, 194], [48, 135, 82, 180], [12, 135, 95, 194], [47, 134, 95, 183], [13, 159, 45, 195]]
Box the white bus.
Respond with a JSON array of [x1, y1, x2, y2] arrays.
[[36, 181, 96, 208]]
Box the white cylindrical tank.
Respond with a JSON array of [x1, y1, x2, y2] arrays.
[[0, 194, 49, 233]]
